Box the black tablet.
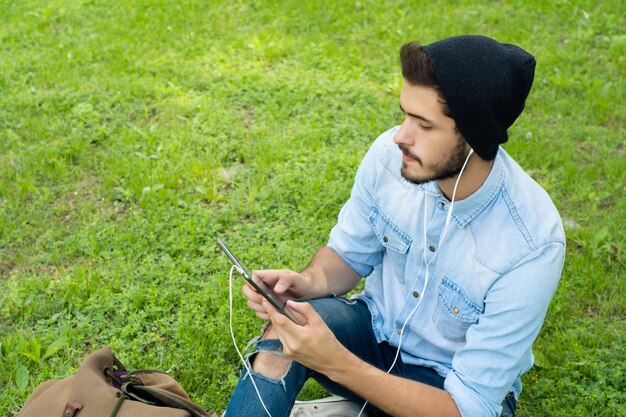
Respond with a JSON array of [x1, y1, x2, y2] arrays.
[[217, 238, 304, 325]]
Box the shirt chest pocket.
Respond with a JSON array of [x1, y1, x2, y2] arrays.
[[432, 277, 484, 343], [369, 207, 412, 284]]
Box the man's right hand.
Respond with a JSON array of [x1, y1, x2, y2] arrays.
[[243, 269, 313, 321], [242, 246, 361, 321]]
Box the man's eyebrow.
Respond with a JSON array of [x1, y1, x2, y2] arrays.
[[399, 104, 435, 124]]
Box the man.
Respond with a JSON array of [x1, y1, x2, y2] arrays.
[[224, 35, 565, 417]]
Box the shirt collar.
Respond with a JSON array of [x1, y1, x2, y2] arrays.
[[420, 150, 505, 227]]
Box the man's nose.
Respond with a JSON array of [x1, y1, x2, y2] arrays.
[[393, 119, 415, 146]]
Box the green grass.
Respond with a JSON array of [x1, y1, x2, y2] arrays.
[[1, 0, 624, 415]]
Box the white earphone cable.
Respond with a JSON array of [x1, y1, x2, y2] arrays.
[[228, 265, 274, 417]]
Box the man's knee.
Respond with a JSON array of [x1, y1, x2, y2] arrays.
[[251, 351, 291, 379]]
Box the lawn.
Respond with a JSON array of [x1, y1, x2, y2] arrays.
[[0, 0, 624, 415]]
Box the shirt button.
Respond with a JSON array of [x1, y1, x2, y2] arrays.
[[412, 291, 419, 298], [452, 307, 460, 314], [383, 236, 388, 243], [397, 328, 403, 335], [429, 245, 435, 252]]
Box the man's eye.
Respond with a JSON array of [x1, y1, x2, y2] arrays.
[[419, 124, 432, 130]]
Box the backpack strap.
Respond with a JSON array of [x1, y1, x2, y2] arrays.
[[110, 392, 129, 417], [121, 383, 204, 417]]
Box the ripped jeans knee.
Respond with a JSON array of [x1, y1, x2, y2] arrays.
[[224, 335, 309, 417], [245, 338, 289, 383]]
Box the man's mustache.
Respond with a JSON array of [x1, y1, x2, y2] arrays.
[[399, 144, 423, 166]]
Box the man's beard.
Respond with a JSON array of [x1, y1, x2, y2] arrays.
[[399, 139, 468, 185]]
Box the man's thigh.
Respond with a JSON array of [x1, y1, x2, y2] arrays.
[[309, 297, 517, 417]]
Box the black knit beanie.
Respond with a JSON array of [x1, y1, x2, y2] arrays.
[[422, 35, 536, 160]]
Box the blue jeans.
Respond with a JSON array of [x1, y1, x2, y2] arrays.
[[224, 297, 516, 417]]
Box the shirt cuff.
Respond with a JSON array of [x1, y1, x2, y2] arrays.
[[327, 240, 373, 278], [444, 371, 502, 417]]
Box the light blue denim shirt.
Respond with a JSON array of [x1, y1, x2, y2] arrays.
[[328, 126, 566, 417]]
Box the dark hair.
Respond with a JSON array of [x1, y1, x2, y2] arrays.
[[400, 41, 452, 118]]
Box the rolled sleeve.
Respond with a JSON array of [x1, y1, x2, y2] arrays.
[[444, 242, 565, 417], [446, 370, 501, 417], [327, 174, 380, 277]]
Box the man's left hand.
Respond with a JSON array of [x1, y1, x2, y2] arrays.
[[262, 298, 346, 375]]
